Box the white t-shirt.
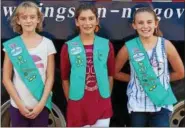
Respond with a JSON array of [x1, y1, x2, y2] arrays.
[[4, 36, 57, 109]]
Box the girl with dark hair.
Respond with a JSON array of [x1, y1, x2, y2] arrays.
[[60, 3, 115, 127]]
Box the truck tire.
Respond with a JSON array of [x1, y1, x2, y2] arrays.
[[170, 79, 185, 127], [1, 100, 66, 127], [170, 100, 185, 127]]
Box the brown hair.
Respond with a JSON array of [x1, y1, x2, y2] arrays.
[[132, 7, 163, 36], [75, 2, 99, 32], [75, 2, 98, 19], [10, 1, 44, 34]]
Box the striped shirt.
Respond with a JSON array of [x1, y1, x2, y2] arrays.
[[127, 37, 173, 113]]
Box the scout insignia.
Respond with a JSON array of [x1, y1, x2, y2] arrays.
[[9, 43, 22, 56]]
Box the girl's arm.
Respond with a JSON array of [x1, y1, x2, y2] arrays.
[[62, 80, 69, 101], [60, 44, 70, 101], [2, 53, 30, 117], [109, 76, 113, 93], [40, 54, 55, 105], [115, 45, 130, 82], [165, 40, 184, 81], [28, 54, 55, 119], [107, 42, 115, 93]]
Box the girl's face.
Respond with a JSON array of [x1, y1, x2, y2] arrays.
[[75, 9, 99, 36], [17, 7, 40, 33], [132, 11, 158, 38]]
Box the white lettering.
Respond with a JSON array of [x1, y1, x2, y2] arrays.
[[68, 7, 75, 18], [2, 4, 184, 22], [98, 8, 106, 18], [3, 6, 16, 17], [177, 8, 185, 19], [38, 3, 43, 12], [122, 8, 132, 18], [154, 8, 162, 21], [164, 8, 173, 19], [45, 7, 54, 17], [56, 7, 66, 22]]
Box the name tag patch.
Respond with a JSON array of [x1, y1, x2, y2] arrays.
[[71, 47, 82, 55]]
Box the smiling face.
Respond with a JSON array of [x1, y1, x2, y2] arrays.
[[132, 11, 158, 39], [75, 9, 99, 36], [17, 7, 40, 34]]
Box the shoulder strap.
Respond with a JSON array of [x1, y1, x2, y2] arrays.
[[126, 37, 176, 106], [3, 36, 52, 110]]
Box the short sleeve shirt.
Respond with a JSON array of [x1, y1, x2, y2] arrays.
[[4, 36, 57, 109]]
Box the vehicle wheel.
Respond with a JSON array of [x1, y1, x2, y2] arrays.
[[1, 100, 66, 127], [1, 70, 10, 105], [49, 103, 66, 127], [170, 100, 185, 127], [170, 78, 185, 127]]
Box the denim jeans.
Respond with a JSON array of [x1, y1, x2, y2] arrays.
[[130, 108, 172, 127]]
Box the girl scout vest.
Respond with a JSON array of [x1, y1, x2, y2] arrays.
[[126, 37, 177, 107], [3, 36, 52, 110], [66, 35, 110, 100]]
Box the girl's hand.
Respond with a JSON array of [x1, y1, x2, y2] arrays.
[[27, 103, 45, 119], [18, 104, 31, 118]]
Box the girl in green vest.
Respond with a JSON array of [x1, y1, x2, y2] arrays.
[[115, 7, 184, 127], [60, 3, 115, 127], [2, 1, 56, 127]]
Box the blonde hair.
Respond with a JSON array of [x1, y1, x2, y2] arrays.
[[10, 1, 44, 34], [133, 7, 163, 37]]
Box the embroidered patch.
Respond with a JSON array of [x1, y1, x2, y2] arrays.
[[76, 55, 83, 67], [98, 50, 103, 61], [142, 76, 148, 83], [149, 85, 157, 91], [23, 71, 37, 82], [28, 75, 36, 82], [133, 52, 145, 62], [9, 43, 22, 56], [71, 47, 82, 55], [138, 62, 146, 73], [72, 42, 79, 46], [17, 55, 26, 65]]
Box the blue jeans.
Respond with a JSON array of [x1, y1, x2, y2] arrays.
[[130, 108, 172, 127]]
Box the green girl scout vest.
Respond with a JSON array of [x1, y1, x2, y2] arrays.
[[66, 35, 110, 100], [3, 36, 52, 110], [126, 37, 177, 107]]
